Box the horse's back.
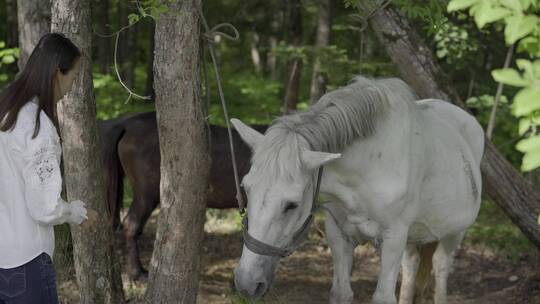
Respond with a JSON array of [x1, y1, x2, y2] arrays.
[[416, 99, 484, 166]]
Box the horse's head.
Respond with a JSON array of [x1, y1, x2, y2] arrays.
[[231, 118, 340, 299]]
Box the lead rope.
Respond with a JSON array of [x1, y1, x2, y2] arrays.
[[196, 5, 246, 214]]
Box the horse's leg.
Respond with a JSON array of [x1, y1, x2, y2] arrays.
[[373, 223, 408, 304], [398, 244, 420, 304], [325, 211, 355, 304], [124, 192, 158, 281], [432, 232, 464, 304]]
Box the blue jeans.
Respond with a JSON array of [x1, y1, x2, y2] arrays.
[[0, 253, 58, 304]]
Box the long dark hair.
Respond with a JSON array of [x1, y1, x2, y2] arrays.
[[0, 33, 81, 138]]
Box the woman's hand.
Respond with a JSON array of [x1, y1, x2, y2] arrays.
[[68, 200, 88, 224]]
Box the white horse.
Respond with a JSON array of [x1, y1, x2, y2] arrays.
[[232, 76, 484, 304]]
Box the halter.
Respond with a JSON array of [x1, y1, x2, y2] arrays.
[[241, 167, 324, 257]]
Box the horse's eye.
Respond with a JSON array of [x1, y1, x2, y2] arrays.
[[283, 202, 299, 213]]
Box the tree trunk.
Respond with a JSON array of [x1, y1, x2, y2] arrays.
[[6, 0, 18, 49], [17, 0, 74, 284], [116, 0, 136, 88], [94, 0, 111, 74], [124, 22, 138, 88], [283, 0, 303, 113], [16, 0, 51, 69], [367, 4, 540, 247], [144, 0, 209, 302], [51, 1, 125, 303], [250, 30, 262, 74], [309, 0, 332, 104], [146, 22, 155, 99]]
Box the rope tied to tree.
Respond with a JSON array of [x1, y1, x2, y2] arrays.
[[197, 5, 246, 215], [348, 0, 392, 33]]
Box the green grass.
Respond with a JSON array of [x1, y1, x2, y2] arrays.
[[465, 199, 536, 260]]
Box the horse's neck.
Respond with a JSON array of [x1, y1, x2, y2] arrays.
[[318, 100, 420, 203]]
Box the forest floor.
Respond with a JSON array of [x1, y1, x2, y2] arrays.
[[58, 208, 540, 304]]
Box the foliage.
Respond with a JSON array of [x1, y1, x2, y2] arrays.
[[448, 0, 540, 171], [433, 17, 479, 64], [0, 42, 18, 84], [93, 68, 154, 120], [128, 0, 170, 24], [465, 199, 536, 260]]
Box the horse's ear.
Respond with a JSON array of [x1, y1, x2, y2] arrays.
[[300, 150, 341, 170], [231, 118, 264, 149]]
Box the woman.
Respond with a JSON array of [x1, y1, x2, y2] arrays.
[[0, 33, 88, 304]]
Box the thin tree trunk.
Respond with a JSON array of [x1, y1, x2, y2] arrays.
[[487, 44, 514, 139], [51, 1, 125, 303], [17, 0, 75, 283], [124, 22, 138, 88], [283, 0, 302, 113], [16, 0, 51, 69], [146, 22, 155, 99], [116, 0, 135, 87], [6, 0, 18, 49], [267, 33, 278, 80], [309, 0, 332, 104], [250, 30, 262, 74], [144, 0, 209, 302], [266, 4, 284, 81], [367, 3, 540, 247], [94, 0, 111, 74]]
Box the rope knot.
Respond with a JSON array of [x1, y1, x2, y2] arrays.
[[202, 23, 240, 44]]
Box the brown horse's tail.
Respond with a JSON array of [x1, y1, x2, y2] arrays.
[[98, 118, 126, 231], [415, 241, 438, 301]]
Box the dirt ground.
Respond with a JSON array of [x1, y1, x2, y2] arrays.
[[58, 210, 540, 304]]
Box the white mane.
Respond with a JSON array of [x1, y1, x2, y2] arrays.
[[249, 76, 417, 183]]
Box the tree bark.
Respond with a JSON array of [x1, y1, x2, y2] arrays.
[[367, 4, 540, 247], [283, 0, 303, 113], [16, 0, 51, 69], [146, 22, 155, 99], [116, 0, 137, 88], [309, 0, 332, 104], [51, 1, 125, 303], [5, 0, 18, 49], [144, 0, 209, 302], [250, 30, 262, 74], [94, 0, 111, 74], [124, 22, 138, 88], [266, 15, 281, 81]]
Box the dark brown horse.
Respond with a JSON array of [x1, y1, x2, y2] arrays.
[[98, 111, 267, 280]]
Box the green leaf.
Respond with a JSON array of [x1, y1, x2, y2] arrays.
[[518, 36, 540, 57], [518, 117, 538, 135], [520, 0, 532, 10], [517, 135, 540, 171], [512, 87, 540, 116], [474, 3, 511, 28], [0, 41, 5, 48], [538, 213, 540, 225], [447, 0, 479, 11], [505, 15, 538, 44], [2, 55, 14, 64], [500, 0, 522, 11], [492, 68, 530, 86], [158, 4, 169, 13], [128, 13, 140, 25], [517, 134, 540, 152]]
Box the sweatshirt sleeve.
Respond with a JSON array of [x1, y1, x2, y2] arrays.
[[15, 111, 72, 226]]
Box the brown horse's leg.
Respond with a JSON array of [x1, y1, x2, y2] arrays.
[[124, 191, 158, 281]]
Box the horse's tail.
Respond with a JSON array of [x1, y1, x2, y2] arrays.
[[415, 241, 438, 300], [99, 118, 126, 231]]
